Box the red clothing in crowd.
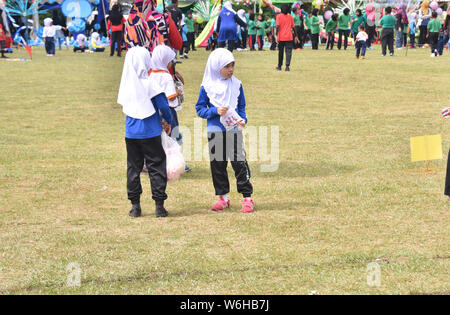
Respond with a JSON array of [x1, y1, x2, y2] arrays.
[[0, 24, 6, 41], [276, 13, 295, 41], [167, 15, 182, 51], [107, 18, 126, 32]]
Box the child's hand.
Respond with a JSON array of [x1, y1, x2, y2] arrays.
[[237, 121, 246, 128], [176, 88, 183, 96], [162, 122, 172, 135], [217, 106, 229, 116]]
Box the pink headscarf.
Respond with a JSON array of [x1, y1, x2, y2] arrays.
[[366, 4, 375, 22]]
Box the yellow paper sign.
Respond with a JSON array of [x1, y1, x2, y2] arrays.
[[410, 134, 443, 162]]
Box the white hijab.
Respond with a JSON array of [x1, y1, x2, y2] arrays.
[[237, 9, 246, 23], [201, 48, 241, 110], [117, 47, 162, 119], [223, 1, 236, 14], [151, 44, 176, 71], [44, 18, 53, 27]]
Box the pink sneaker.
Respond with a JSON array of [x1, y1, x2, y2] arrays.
[[211, 196, 230, 211], [241, 198, 254, 213]]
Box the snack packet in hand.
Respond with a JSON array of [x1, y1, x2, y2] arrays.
[[442, 108, 450, 118], [220, 109, 244, 131]]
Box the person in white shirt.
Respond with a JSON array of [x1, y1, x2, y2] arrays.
[[73, 34, 87, 53], [42, 18, 65, 56], [355, 25, 368, 59]]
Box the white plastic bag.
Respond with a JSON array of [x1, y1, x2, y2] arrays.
[[220, 109, 244, 131], [161, 132, 185, 183]]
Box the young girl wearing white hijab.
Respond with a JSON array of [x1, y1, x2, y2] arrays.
[[150, 45, 184, 144], [42, 18, 64, 56], [118, 46, 173, 218], [196, 48, 254, 213]]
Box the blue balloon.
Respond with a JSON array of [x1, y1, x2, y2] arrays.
[[93, 0, 100, 5], [48, 0, 56, 4], [94, 23, 100, 30], [61, 0, 93, 19], [68, 18, 86, 33]]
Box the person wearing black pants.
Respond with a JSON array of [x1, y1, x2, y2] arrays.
[[381, 28, 394, 56], [208, 131, 253, 198], [218, 40, 235, 52], [107, 4, 125, 57], [366, 24, 376, 48], [118, 47, 174, 218], [311, 33, 319, 49], [338, 29, 349, 50], [445, 148, 450, 199], [110, 30, 123, 57], [277, 41, 293, 70], [126, 137, 168, 207]]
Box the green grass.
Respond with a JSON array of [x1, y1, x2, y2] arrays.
[[0, 45, 449, 295]]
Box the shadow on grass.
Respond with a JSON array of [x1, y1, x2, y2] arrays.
[[181, 161, 357, 180]]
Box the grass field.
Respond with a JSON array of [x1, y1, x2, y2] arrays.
[[0, 45, 449, 295]]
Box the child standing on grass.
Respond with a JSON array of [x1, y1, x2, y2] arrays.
[[355, 25, 368, 59], [409, 13, 417, 48], [310, 8, 321, 50], [379, 7, 396, 56], [427, 12, 441, 57], [43, 18, 65, 56], [195, 48, 254, 213], [117, 46, 173, 218], [325, 14, 338, 50], [248, 14, 257, 51], [256, 14, 268, 51], [185, 10, 196, 52]]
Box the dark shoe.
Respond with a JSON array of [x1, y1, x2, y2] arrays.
[[285, 66, 290, 71], [275, 66, 281, 71], [155, 204, 168, 218], [129, 204, 142, 218], [185, 166, 192, 172]]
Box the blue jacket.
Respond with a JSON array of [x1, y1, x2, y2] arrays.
[[125, 93, 173, 139], [195, 85, 247, 132]]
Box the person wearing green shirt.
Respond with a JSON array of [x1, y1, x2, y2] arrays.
[[379, 7, 396, 56], [304, 12, 312, 44], [248, 14, 257, 51], [256, 15, 269, 50], [338, 8, 351, 50], [270, 16, 277, 50], [351, 9, 366, 41], [292, 7, 304, 49], [326, 14, 338, 50], [310, 8, 321, 50], [185, 10, 196, 51], [427, 11, 442, 56]]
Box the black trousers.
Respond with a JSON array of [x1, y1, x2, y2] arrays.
[[110, 31, 123, 56], [126, 136, 167, 204], [241, 30, 248, 49], [418, 25, 428, 46], [381, 28, 394, 55], [180, 40, 190, 55], [338, 29, 349, 49], [366, 25, 376, 47], [311, 33, 319, 50], [326, 32, 335, 49], [208, 131, 253, 197], [445, 148, 450, 196], [278, 40, 293, 67], [218, 40, 235, 52], [187, 32, 195, 50], [429, 32, 439, 53], [294, 26, 303, 48], [303, 29, 311, 43]]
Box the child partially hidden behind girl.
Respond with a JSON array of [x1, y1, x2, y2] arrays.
[[196, 49, 254, 213]]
